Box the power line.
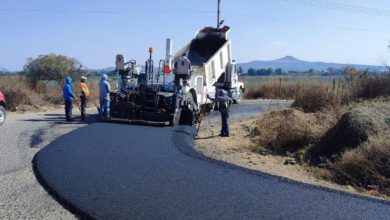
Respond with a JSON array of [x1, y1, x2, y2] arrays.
[[0, 7, 387, 34], [281, 0, 390, 17], [224, 11, 390, 33], [0, 8, 215, 15]]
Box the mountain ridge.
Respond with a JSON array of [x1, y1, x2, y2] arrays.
[[238, 56, 385, 72]]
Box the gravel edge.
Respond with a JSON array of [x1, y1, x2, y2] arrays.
[[32, 145, 95, 220]]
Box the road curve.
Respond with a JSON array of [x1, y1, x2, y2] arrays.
[[34, 104, 390, 220]]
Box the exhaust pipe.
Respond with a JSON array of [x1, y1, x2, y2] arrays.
[[166, 38, 172, 69]]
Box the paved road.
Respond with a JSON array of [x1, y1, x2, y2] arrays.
[[35, 101, 390, 220], [0, 111, 85, 219]]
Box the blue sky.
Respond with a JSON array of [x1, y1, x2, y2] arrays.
[[0, 0, 389, 71]]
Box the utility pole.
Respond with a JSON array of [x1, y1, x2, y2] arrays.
[[217, 0, 221, 29]]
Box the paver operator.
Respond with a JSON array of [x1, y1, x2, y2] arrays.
[[174, 52, 192, 75]]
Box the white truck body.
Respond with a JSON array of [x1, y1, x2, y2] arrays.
[[171, 26, 244, 108]]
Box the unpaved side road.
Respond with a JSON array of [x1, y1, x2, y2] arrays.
[[0, 110, 93, 219]]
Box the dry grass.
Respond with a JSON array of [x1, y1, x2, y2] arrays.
[[331, 135, 390, 195], [250, 108, 339, 154], [0, 76, 44, 111], [326, 100, 390, 195], [345, 71, 390, 99], [237, 72, 390, 196], [244, 78, 348, 113], [244, 78, 297, 99], [0, 75, 102, 111], [292, 80, 347, 113], [248, 99, 390, 196], [245, 72, 390, 113], [314, 100, 390, 158]]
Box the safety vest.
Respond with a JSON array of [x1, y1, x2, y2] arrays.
[[79, 82, 90, 97]]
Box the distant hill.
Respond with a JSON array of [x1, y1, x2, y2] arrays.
[[238, 56, 386, 72]]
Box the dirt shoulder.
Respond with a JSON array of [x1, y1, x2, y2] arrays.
[[195, 115, 390, 201]]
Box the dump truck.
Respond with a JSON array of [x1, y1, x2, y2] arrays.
[[108, 24, 244, 126], [172, 25, 245, 107]]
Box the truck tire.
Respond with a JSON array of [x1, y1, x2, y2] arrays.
[[233, 89, 243, 104], [179, 93, 198, 125], [0, 106, 6, 126]]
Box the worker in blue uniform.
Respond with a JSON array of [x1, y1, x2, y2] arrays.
[[207, 89, 233, 137]]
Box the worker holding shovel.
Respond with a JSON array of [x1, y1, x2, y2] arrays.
[[207, 89, 233, 137], [79, 76, 90, 121]]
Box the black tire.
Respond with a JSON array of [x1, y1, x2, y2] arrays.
[[0, 106, 6, 126], [179, 93, 198, 125], [233, 89, 243, 104]]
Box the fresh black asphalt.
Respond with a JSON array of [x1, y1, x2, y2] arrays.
[[34, 102, 390, 220]]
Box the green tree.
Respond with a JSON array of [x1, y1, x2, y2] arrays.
[[266, 68, 273, 75], [248, 68, 257, 76], [23, 54, 84, 89], [274, 68, 283, 75]]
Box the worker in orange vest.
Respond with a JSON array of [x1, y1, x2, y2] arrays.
[[79, 76, 90, 121]]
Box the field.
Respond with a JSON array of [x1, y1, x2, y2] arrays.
[[240, 75, 341, 87]]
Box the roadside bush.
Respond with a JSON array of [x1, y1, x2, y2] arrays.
[[0, 74, 103, 111], [0, 76, 43, 111], [251, 108, 337, 153], [244, 78, 347, 113], [244, 70, 390, 113], [245, 86, 265, 99], [43, 86, 64, 105], [359, 74, 390, 99], [344, 67, 390, 100], [314, 101, 390, 158], [331, 135, 390, 195], [292, 80, 346, 113]]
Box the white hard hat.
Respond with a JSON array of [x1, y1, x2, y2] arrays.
[[81, 76, 87, 80]]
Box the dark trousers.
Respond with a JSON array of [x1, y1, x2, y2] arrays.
[[65, 99, 73, 121], [80, 96, 87, 120], [220, 109, 229, 137]]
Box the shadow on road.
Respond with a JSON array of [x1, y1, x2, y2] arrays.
[[21, 114, 101, 148], [21, 114, 101, 125]]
